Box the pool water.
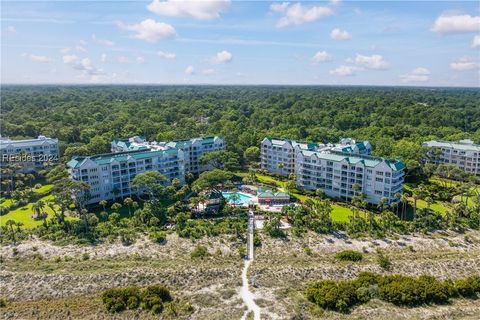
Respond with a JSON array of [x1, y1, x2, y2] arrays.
[[222, 192, 254, 205]]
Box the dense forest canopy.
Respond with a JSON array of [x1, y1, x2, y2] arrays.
[[2, 85, 479, 162]]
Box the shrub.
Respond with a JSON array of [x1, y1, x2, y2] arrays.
[[141, 285, 172, 303], [455, 276, 480, 297], [306, 273, 474, 313], [379, 275, 450, 306], [238, 246, 246, 259], [150, 231, 167, 244], [253, 235, 261, 247], [335, 250, 363, 262], [377, 251, 391, 271], [306, 280, 360, 313], [0, 298, 7, 308], [151, 303, 163, 314], [102, 286, 141, 313], [82, 252, 90, 260], [190, 245, 209, 259], [102, 285, 172, 314]]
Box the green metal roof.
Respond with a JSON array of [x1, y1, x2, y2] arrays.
[[68, 148, 179, 169], [258, 191, 290, 198], [301, 150, 405, 171]]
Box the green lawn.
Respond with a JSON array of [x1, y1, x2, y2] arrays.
[[33, 184, 53, 194], [255, 173, 357, 223], [0, 198, 15, 208], [0, 194, 57, 228], [410, 197, 448, 215]]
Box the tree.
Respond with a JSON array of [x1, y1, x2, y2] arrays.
[[199, 150, 240, 171], [192, 169, 233, 193], [244, 146, 260, 164], [32, 200, 46, 220], [123, 197, 134, 217], [131, 171, 167, 201], [99, 200, 108, 212], [111, 202, 122, 213]]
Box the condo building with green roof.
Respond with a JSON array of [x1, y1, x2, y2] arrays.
[[67, 148, 185, 204], [423, 139, 480, 176], [68, 136, 225, 204], [261, 137, 404, 205], [112, 136, 225, 174], [296, 150, 404, 205]]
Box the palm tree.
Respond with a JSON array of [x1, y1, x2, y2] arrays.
[[123, 197, 134, 217], [6, 220, 17, 244], [111, 202, 122, 213], [400, 193, 409, 220], [32, 200, 46, 219], [99, 200, 108, 212]]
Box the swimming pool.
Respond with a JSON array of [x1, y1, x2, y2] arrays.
[[222, 192, 254, 205]]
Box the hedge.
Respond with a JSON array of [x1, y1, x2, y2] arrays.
[[306, 272, 480, 313]]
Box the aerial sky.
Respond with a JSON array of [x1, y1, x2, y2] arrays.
[[1, 0, 479, 86]]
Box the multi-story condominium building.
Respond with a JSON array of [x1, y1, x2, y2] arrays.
[[67, 148, 185, 205], [165, 136, 225, 174], [423, 139, 480, 176], [296, 150, 405, 205], [260, 137, 372, 177], [0, 135, 59, 173], [261, 137, 404, 204], [111, 136, 169, 153], [112, 136, 225, 175]]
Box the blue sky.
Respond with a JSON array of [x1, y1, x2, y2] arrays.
[[2, 0, 479, 86]]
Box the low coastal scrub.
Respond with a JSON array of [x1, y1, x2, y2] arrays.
[[102, 284, 172, 314], [306, 273, 480, 313], [335, 250, 363, 262]]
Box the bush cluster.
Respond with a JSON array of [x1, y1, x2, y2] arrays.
[[190, 245, 209, 259], [335, 250, 363, 262], [306, 272, 480, 313], [102, 284, 172, 314]]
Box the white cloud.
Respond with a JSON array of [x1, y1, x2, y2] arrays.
[[136, 56, 145, 64], [431, 14, 480, 34], [276, 3, 333, 28], [79, 40, 87, 46], [157, 50, 176, 59], [210, 50, 233, 64], [91, 34, 114, 47], [60, 47, 71, 54], [201, 68, 216, 75], [450, 57, 479, 71], [101, 53, 107, 62], [117, 56, 130, 64], [270, 2, 289, 12], [76, 45, 88, 53], [185, 65, 194, 75], [23, 54, 52, 63], [472, 35, 480, 48], [62, 55, 79, 64], [63, 55, 104, 76], [329, 65, 358, 76], [400, 67, 430, 83], [119, 19, 176, 43], [7, 26, 16, 33], [330, 28, 351, 40], [312, 51, 331, 63], [147, 0, 230, 20], [329, 0, 342, 5], [354, 54, 389, 70]]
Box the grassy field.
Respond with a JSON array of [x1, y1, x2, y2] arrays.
[[32, 184, 53, 194], [0, 194, 57, 228], [254, 173, 357, 223]]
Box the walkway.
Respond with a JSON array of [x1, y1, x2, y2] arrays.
[[240, 211, 261, 320]]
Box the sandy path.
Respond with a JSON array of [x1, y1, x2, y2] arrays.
[[240, 212, 261, 320]]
